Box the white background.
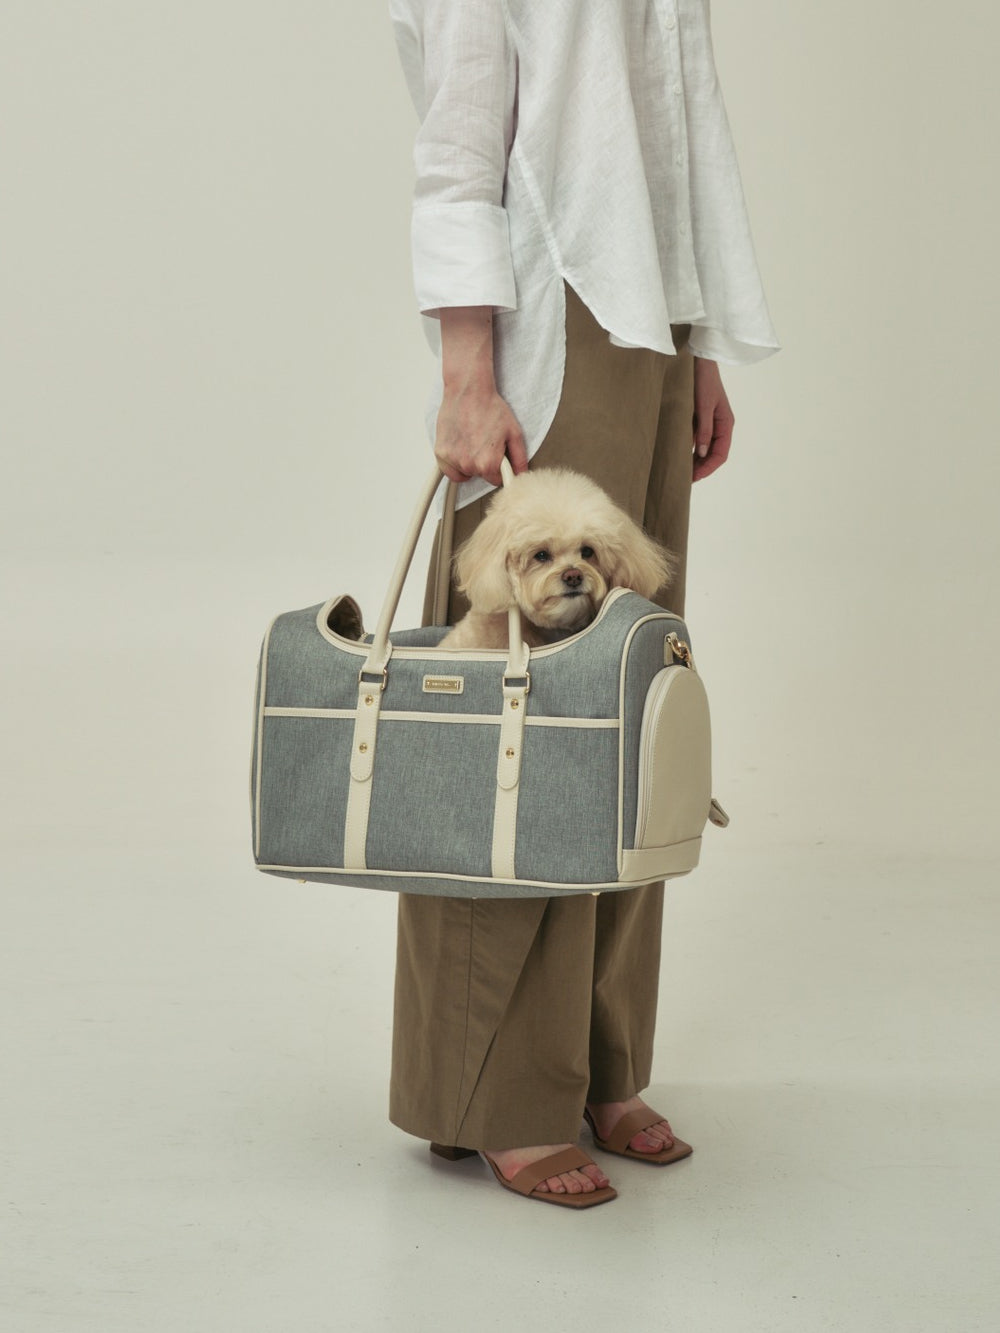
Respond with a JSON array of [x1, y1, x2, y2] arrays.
[[2, 3, 998, 1330]]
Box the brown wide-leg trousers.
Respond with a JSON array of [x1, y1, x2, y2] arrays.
[[388, 279, 695, 1151]]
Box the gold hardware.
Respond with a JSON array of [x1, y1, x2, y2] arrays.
[[510, 699, 519, 710], [358, 742, 368, 753], [423, 675, 464, 694], [502, 673, 531, 695], [359, 666, 387, 691], [666, 632, 694, 668], [505, 747, 515, 758], [364, 695, 374, 706]]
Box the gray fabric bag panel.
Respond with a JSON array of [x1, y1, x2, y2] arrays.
[[250, 588, 711, 898]]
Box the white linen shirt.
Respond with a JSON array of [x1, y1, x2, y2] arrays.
[[389, 0, 781, 513]]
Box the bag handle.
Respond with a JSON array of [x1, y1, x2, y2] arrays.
[[432, 455, 517, 622], [359, 457, 527, 685]]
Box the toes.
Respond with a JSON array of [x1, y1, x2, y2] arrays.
[[543, 1171, 594, 1194], [630, 1121, 674, 1152], [582, 1164, 610, 1189]]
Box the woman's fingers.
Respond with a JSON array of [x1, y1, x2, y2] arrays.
[[434, 387, 526, 486], [691, 356, 735, 482], [505, 426, 529, 475]]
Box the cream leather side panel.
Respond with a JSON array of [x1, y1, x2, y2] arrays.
[[633, 666, 712, 850]]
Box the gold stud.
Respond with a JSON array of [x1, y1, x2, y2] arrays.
[[510, 698, 519, 709], [359, 742, 368, 753], [505, 747, 515, 758], [364, 694, 374, 706]]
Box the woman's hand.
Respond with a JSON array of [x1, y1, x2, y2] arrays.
[[692, 356, 735, 482], [435, 305, 529, 489], [435, 378, 528, 490]]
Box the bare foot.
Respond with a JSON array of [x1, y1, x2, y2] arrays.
[[483, 1142, 611, 1195], [586, 1095, 676, 1153]]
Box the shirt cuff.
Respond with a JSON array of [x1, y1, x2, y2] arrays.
[[411, 202, 517, 317]]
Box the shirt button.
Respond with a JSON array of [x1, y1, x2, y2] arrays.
[[675, 153, 684, 166], [673, 83, 682, 97], [665, 15, 676, 30]]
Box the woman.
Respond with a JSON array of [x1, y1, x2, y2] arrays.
[[387, 0, 780, 1206]]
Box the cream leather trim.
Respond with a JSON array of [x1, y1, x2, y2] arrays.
[[491, 785, 518, 878], [314, 585, 632, 658], [256, 860, 697, 890], [343, 777, 373, 870], [496, 689, 527, 792], [349, 683, 380, 783], [492, 678, 528, 878], [253, 615, 280, 860], [619, 839, 702, 880], [262, 705, 618, 728], [343, 678, 383, 868]]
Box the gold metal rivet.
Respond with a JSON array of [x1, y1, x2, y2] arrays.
[[505, 747, 515, 758], [364, 694, 374, 705], [359, 742, 368, 753], [510, 698, 519, 709]]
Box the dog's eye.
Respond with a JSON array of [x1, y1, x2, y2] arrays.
[[533, 549, 551, 563], [580, 545, 595, 560]]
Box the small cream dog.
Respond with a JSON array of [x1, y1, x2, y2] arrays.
[[437, 467, 677, 649]]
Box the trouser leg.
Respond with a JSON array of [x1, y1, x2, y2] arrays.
[[643, 321, 695, 619], [391, 280, 694, 1147], [586, 316, 695, 1102], [389, 891, 599, 1149], [587, 881, 665, 1101]]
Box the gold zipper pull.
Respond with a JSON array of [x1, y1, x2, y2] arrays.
[[666, 631, 695, 670]]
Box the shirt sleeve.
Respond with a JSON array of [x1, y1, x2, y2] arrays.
[[389, 0, 518, 318]]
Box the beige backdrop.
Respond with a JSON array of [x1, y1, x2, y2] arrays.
[[2, 3, 998, 1329], [3, 2, 996, 858]]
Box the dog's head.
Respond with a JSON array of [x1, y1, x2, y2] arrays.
[[453, 467, 677, 633]]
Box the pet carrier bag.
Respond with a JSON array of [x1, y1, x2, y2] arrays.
[[249, 460, 728, 898]]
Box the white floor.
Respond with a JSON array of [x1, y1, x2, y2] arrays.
[[5, 836, 998, 1333], [3, 559, 998, 1332]]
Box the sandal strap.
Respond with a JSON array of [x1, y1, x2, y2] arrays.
[[602, 1106, 673, 1155], [507, 1146, 596, 1197]]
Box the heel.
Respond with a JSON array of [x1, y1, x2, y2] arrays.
[[430, 1141, 478, 1161]]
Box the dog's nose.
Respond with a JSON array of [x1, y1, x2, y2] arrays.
[[562, 568, 583, 589]]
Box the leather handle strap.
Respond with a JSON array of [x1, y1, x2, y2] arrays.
[[431, 478, 458, 626], [361, 457, 524, 678]]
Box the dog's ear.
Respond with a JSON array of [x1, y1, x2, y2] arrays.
[[607, 522, 677, 601], [453, 511, 515, 614]]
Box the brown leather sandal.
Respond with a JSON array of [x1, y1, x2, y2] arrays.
[[430, 1142, 618, 1208], [582, 1106, 693, 1164]]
